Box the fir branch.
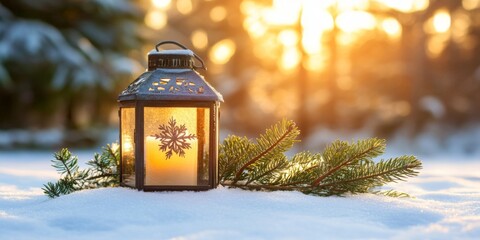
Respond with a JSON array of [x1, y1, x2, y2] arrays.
[[52, 148, 78, 177], [312, 139, 385, 187], [246, 156, 288, 185], [85, 173, 118, 181], [232, 121, 296, 182], [219, 120, 422, 197], [275, 151, 321, 186], [218, 135, 254, 181], [42, 143, 120, 198], [313, 156, 421, 195]]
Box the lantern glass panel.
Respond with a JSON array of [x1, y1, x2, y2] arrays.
[[143, 107, 210, 186], [121, 108, 136, 187]]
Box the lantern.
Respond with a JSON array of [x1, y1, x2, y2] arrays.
[[118, 41, 223, 191]]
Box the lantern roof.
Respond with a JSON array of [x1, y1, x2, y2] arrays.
[[118, 68, 223, 102], [118, 42, 223, 102]]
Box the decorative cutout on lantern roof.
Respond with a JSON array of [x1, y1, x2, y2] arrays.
[[118, 49, 223, 102]]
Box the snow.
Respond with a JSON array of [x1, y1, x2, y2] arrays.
[[149, 49, 195, 56], [0, 150, 479, 239]]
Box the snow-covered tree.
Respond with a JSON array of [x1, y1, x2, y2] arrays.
[[0, 0, 144, 132]]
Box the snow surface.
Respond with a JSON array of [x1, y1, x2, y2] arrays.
[[0, 150, 479, 239]]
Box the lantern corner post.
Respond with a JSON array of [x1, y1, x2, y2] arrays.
[[134, 101, 145, 190], [118, 107, 123, 185], [210, 101, 220, 188]]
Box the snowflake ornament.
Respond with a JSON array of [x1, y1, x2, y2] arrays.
[[153, 117, 197, 159]]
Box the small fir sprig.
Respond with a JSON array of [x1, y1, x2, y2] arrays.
[[42, 143, 120, 198], [219, 120, 422, 196]]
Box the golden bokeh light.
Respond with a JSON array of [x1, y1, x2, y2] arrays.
[[191, 30, 208, 50], [176, 0, 193, 15], [452, 12, 470, 43], [336, 10, 376, 33], [280, 48, 301, 71], [337, 0, 370, 11], [302, 32, 322, 55], [152, 0, 171, 9], [337, 32, 355, 46], [263, 0, 302, 26], [210, 6, 227, 22], [381, 17, 402, 38], [301, 9, 334, 32], [240, 0, 258, 15], [253, 33, 278, 61], [236, 0, 465, 72], [209, 39, 236, 65], [432, 9, 451, 33], [278, 30, 299, 47], [426, 35, 448, 58], [462, 0, 480, 10], [304, 53, 328, 72], [145, 10, 167, 30], [244, 17, 267, 39], [304, 0, 336, 10], [378, 0, 429, 13]]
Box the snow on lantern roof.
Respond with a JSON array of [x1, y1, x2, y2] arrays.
[[148, 49, 194, 56]]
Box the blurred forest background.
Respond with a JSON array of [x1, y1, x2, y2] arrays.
[[1, 0, 479, 154]]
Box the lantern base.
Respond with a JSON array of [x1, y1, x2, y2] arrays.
[[120, 183, 217, 192]]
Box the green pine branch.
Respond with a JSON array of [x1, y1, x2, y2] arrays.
[[42, 143, 120, 198], [219, 119, 299, 185], [219, 120, 422, 197], [43, 120, 421, 198]]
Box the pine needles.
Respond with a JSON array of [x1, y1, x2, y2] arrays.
[[42, 143, 120, 198], [219, 120, 422, 196], [42, 120, 422, 198]]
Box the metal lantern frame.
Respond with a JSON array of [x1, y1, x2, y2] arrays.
[[118, 41, 223, 191]]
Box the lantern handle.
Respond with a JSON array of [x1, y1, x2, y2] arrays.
[[155, 41, 207, 70]]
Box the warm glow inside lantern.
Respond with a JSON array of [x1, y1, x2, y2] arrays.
[[118, 41, 223, 191]]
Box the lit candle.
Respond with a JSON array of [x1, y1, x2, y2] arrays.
[[145, 136, 198, 186]]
